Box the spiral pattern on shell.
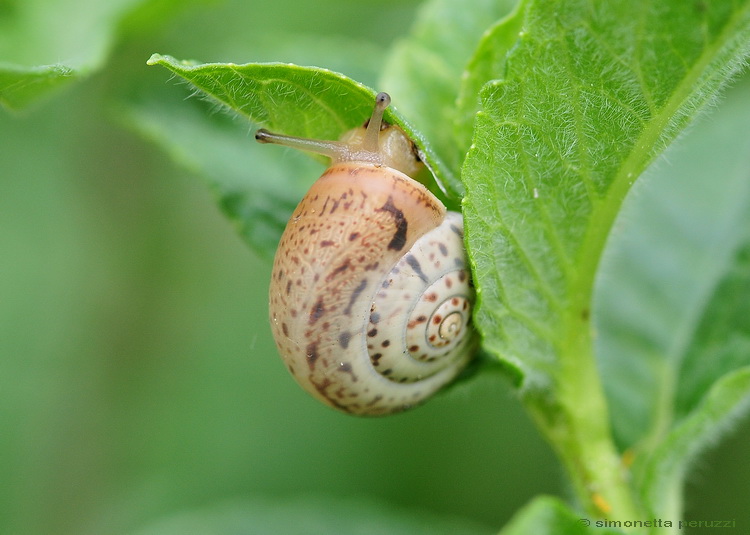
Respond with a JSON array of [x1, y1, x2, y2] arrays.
[[268, 162, 475, 415], [366, 212, 474, 385]]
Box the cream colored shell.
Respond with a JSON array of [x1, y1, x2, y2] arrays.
[[269, 161, 475, 415]]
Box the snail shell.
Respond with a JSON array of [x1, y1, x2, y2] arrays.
[[258, 93, 475, 415]]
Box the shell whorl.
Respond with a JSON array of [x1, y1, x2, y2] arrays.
[[366, 211, 473, 385], [268, 161, 475, 415]]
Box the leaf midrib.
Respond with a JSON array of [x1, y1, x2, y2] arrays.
[[569, 3, 750, 459], [573, 3, 750, 316]]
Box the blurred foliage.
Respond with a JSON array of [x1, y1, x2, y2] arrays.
[[1, 0, 749, 535], [0, 1, 548, 534]]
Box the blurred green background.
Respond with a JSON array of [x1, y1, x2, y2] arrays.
[[1, 1, 748, 534]]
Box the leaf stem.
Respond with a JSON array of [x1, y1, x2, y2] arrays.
[[528, 312, 647, 531], [528, 8, 750, 529]]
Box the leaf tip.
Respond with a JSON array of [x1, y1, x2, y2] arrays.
[[146, 53, 166, 66]]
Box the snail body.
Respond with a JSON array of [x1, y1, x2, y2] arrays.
[[258, 93, 475, 415]]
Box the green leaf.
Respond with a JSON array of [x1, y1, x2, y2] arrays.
[[146, 54, 387, 144], [465, 0, 750, 390], [145, 54, 459, 253], [131, 496, 492, 535], [202, 31, 385, 90], [143, 55, 382, 256], [0, 0, 198, 111], [637, 368, 750, 521], [0, 63, 75, 112], [123, 95, 321, 259], [462, 0, 750, 517], [132, 31, 391, 257], [498, 496, 624, 535], [596, 76, 750, 451], [380, 0, 518, 197], [455, 7, 524, 161], [594, 75, 750, 520]]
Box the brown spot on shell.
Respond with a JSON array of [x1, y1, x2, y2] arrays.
[[338, 362, 358, 382], [306, 342, 319, 371], [376, 196, 408, 251], [326, 259, 352, 281], [310, 377, 352, 413], [405, 254, 428, 283], [407, 315, 427, 329], [339, 331, 351, 349], [343, 279, 368, 315], [309, 298, 325, 325]]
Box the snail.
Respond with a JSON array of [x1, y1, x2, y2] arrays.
[[257, 92, 476, 415]]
